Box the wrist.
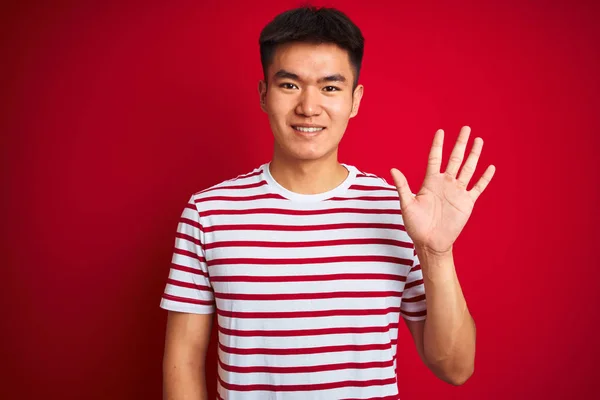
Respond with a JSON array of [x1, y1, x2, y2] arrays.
[[415, 245, 457, 283], [414, 244, 454, 262]]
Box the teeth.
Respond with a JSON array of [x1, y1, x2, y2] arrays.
[[295, 126, 324, 133]]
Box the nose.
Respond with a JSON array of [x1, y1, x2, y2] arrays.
[[295, 87, 322, 117]]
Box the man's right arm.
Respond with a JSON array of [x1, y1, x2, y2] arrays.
[[163, 310, 214, 400]]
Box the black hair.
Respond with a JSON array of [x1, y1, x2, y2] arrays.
[[259, 6, 365, 89]]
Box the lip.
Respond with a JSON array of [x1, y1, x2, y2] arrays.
[[292, 124, 325, 128]]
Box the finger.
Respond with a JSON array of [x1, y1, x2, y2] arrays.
[[469, 165, 496, 202], [445, 126, 471, 178], [390, 168, 415, 210], [457, 136, 483, 188], [426, 129, 444, 177]]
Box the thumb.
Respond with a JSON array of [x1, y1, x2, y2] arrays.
[[390, 168, 415, 209]]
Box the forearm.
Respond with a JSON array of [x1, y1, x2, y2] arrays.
[[163, 357, 207, 400], [417, 246, 476, 385]]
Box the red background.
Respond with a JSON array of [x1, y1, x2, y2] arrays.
[[2, 0, 599, 399]]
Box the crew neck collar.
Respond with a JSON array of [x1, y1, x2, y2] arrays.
[[262, 162, 357, 202]]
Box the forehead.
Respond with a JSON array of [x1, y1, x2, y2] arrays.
[[269, 42, 353, 80]]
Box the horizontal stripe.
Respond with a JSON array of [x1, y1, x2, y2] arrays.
[[219, 341, 397, 356], [405, 279, 424, 289], [179, 217, 202, 230], [218, 356, 394, 374], [341, 396, 398, 400], [218, 374, 397, 392], [205, 238, 413, 250], [348, 184, 397, 192], [197, 193, 399, 203], [208, 255, 412, 267], [203, 222, 407, 233], [200, 180, 268, 193], [400, 309, 427, 317], [169, 263, 208, 277], [173, 248, 204, 263], [166, 278, 212, 292], [162, 293, 213, 306], [174, 232, 201, 246], [218, 322, 399, 337], [216, 306, 401, 319], [213, 291, 403, 301], [209, 273, 406, 283], [195, 193, 286, 203], [201, 207, 401, 217], [330, 195, 399, 201], [403, 294, 426, 303], [231, 169, 263, 181]]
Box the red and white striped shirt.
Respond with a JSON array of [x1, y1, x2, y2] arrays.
[[160, 162, 427, 400]]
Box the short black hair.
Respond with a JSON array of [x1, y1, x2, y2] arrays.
[[259, 6, 365, 89]]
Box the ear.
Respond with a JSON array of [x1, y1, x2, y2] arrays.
[[258, 80, 268, 113], [349, 84, 364, 119]]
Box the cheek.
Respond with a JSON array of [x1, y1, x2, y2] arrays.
[[324, 97, 353, 121], [266, 91, 291, 118]]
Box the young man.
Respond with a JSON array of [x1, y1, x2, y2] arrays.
[[161, 6, 495, 400]]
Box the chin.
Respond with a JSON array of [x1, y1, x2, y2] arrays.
[[273, 133, 337, 161], [287, 147, 334, 162]]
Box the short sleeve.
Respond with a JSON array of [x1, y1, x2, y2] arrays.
[[159, 195, 215, 314], [400, 248, 427, 321]]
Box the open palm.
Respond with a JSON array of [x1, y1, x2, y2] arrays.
[[391, 126, 496, 254]]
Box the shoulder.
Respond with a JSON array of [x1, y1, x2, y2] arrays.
[[351, 165, 398, 192], [191, 164, 266, 199]]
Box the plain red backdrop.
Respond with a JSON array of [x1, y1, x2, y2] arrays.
[[2, 0, 599, 399]]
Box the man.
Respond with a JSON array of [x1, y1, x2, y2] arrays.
[[160, 6, 495, 400]]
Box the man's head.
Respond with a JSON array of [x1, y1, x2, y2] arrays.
[[258, 6, 365, 163]]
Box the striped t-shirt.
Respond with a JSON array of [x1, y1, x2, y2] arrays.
[[160, 162, 427, 400]]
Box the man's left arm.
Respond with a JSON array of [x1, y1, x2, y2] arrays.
[[390, 126, 496, 386], [405, 246, 475, 386]]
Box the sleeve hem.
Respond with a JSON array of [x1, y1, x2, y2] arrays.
[[160, 299, 215, 315], [402, 314, 427, 322]]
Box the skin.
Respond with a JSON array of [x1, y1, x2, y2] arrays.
[[163, 311, 212, 399], [391, 126, 496, 385], [163, 41, 496, 398], [258, 42, 364, 195]]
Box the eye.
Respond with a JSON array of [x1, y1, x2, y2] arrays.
[[280, 83, 298, 90], [323, 86, 340, 92]]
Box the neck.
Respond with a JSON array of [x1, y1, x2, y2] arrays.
[[269, 149, 349, 195]]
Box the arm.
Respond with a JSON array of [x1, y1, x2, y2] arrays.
[[404, 247, 475, 386], [161, 195, 216, 399], [390, 127, 495, 386], [163, 311, 213, 400]]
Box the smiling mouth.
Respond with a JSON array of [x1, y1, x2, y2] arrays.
[[292, 126, 325, 133]]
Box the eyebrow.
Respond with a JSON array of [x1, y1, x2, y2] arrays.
[[273, 69, 347, 84]]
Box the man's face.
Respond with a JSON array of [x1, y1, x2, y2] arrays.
[[259, 42, 364, 162]]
